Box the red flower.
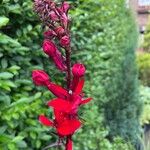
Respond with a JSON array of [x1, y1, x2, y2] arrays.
[[32, 70, 50, 86], [60, 35, 70, 47], [39, 78, 92, 137], [43, 39, 56, 57], [47, 83, 69, 99], [43, 39, 66, 71], [71, 63, 86, 90], [39, 113, 81, 136]]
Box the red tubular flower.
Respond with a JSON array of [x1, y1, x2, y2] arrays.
[[43, 39, 66, 71], [39, 111, 81, 136], [32, 70, 50, 86], [60, 35, 70, 47], [47, 83, 69, 99], [43, 39, 56, 57], [71, 63, 86, 91]]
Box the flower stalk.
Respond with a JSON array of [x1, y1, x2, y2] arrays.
[[32, 1, 92, 150]]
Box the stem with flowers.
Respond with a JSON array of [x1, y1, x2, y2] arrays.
[[32, 1, 92, 150]]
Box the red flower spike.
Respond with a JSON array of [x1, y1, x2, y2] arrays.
[[39, 115, 53, 126], [66, 136, 73, 150], [80, 98, 93, 105], [33, 1, 92, 149], [47, 83, 69, 99], [32, 70, 50, 86], [47, 99, 72, 112], [60, 35, 70, 47], [57, 119, 81, 136], [74, 79, 85, 95]]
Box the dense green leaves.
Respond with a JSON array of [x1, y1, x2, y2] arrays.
[[0, 0, 140, 149]]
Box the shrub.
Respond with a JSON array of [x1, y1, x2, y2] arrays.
[[137, 53, 150, 86], [143, 21, 150, 52], [0, 0, 140, 149], [71, 0, 142, 146]]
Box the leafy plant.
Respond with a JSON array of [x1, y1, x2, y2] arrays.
[[137, 53, 150, 86]]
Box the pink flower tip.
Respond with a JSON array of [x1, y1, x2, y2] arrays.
[[72, 63, 86, 77], [32, 70, 50, 86], [60, 35, 70, 47], [44, 30, 56, 39]]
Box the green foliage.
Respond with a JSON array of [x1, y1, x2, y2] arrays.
[[71, 0, 141, 146], [0, 0, 140, 149], [137, 53, 150, 86], [143, 21, 150, 52], [140, 86, 150, 125]]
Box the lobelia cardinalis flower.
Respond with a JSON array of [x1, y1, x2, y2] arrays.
[[33, 1, 92, 150], [42, 39, 66, 71], [32, 70, 50, 86], [71, 63, 86, 91]]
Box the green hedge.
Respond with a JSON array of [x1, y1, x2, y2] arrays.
[[0, 0, 140, 149], [71, 0, 142, 147], [137, 53, 150, 86]]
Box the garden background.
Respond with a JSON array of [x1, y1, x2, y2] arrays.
[[0, 0, 150, 150]]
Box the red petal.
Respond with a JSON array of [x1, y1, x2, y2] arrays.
[[39, 115, 53, 126], [66, 137, 73, 150], [80, 98, 93, 105], [57, 119, 81, 136], [47, 83, 69, 99], [47, 99, 72, 113], [74, 79, 84, 95]]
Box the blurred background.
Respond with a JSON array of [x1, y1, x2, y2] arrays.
[[0, 0, 150, 150]]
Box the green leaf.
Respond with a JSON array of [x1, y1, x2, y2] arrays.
[[12, 136, 24, 143], [0, 72, 14, 79], [17, 140, 27, 148], [0, 126, 7, 135], [0, 16, 9, 28]]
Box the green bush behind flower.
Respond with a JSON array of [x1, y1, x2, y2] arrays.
[[0, 0, 140, 149]]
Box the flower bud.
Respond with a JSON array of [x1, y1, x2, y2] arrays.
[[53, 55, 67, 71], [55, 26, 65, 37], [61, 2, 70, 14], [42, 40, 56, 57], [50, 11, 59, 21], [72, 63, 86, 77], [44, 30, 56, 39], [32, 70, 50, 86], [60, 35, 70, 47]]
